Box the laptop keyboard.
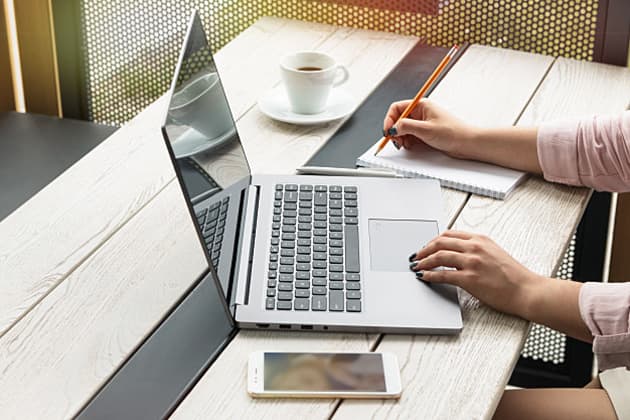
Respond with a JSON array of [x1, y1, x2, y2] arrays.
[[266, 184, 362, 312], [195, 196, 230, 269]]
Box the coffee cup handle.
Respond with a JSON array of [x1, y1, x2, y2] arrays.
[[333, 65, 349, 87]]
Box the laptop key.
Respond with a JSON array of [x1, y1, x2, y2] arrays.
[[314, 192, 327, 206], [312, 296, 327, 311], [266, 298, 275, 310], [330, 264, 343, 272], [279, 274, 293, 282], [279, 266, 293, 274], [267, 288, 276, 297], [329, 291, 344, 311], [296, 263, 310, 271], [298, 208, 312, 216], [330, 256, 343, 264], [278, 291, 293, 300], [346, 291, 361, 299], [346, 282, 361, 290], [312, 286, 327, 295], [313, 261, 327, 269], [312, 269, 327, 277], [344, 186, 357, 193], [295, 280, 310, 289], [300, 185, 313, 192], [329, 209, 342, 217], [346, 300, 361, 312], [346, 273, 360, 281], [279, 257, 294, 265], [294, 298, 309, 310], [345, 208, 358, 217], [297, 239, 310, 247], [344, 225, 360, 273], [312, 278, 327, 286], [313, 244, 326, 253], [296, 272, 310, 280], [329, 281, 344, 290], [278, 283, 293, 291], [275, 184, 283, 191], [345, 217, 358, 225], [295, 289, 310, 298], [296, 255, 311, 263], [297, 231, 312, 239], [268, 271, 277, 279], [280, 249, 295, 257], [285, 184, 298, 191], [329, 272, 343, 281], [283, 218, 296, 225], [313, 237, 327, 245], [277, 301, 291, 310], [314, 185, 327, 192], [267, 279, 277, 288], [281, 233, 296, 241]]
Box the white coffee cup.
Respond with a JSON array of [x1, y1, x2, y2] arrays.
[[168, 72, 233, 140], [280, 51, 349, 114]]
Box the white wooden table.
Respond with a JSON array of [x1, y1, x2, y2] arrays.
[[1, 17, 629, 420]]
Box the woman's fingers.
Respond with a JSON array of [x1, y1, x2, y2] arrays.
[[383, 100, 413, 132], [411, 250, 467, 271], [419, 268, 466, 287], [411, 235, 469, 261]]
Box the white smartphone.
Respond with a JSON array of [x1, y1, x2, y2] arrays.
[[247, 351, 402, 399]]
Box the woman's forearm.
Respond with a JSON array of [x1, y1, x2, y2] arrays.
[[462, 126, 543, 175], [521, 276, 592, 343]]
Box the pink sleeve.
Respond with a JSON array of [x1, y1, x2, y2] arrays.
[[579, 282, 630, 371], [537, 111, 630, 192]]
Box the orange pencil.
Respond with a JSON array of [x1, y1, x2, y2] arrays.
[[374, 45, 459, 156]]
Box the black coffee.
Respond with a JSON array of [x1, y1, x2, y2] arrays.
[[297, 66, 323, 71]]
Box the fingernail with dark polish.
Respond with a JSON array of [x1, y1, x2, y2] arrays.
[[388, 126, 398, 136], [392, 140, 401, 150], [416, 271, 424, 280], [409, 262, 417, 271], [382, 128, 388, 137], [408, 253, 416, 262]]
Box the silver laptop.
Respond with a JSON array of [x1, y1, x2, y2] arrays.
[[160, 11, 462, 334]]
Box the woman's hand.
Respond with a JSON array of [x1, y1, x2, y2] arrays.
[[408, 230, 542, 318], [383, 99, 476, 159], [382, 99, 543, 174]]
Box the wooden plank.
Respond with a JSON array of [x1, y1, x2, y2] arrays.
[[350, 58, 630, 420], [13, 0, 60, 115], [0, 17, 340, 340], [171, 45, 552, 420], [0, 2, 14, 111], [0, 181, 208, 419]]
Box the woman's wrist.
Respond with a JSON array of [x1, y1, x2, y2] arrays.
[[516, 272, 548, 322]]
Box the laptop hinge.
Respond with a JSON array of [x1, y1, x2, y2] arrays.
[[233, 184, 260, 307]]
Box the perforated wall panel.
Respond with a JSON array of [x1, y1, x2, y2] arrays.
[[80, 0, 599, 125], [521, 236, 576, 364]]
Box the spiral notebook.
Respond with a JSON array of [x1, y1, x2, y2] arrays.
[[357, 141, 527, 199]]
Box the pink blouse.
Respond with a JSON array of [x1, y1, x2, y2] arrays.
[[537, 111, 630, 371]]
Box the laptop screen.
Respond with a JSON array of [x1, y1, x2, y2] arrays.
[[161, 12, 251, 299]]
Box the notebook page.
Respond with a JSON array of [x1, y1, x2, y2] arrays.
[[357, 141, 527, 199]]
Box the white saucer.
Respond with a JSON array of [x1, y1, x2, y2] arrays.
[[258, 87, 356, 125]]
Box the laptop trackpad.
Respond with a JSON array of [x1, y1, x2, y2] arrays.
[[368, 219, 439, 272]]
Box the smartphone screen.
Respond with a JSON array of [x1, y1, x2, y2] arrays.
[[263, 352, 386, 392]]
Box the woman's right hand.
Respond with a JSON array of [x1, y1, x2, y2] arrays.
[[383, 99, 477, 159]]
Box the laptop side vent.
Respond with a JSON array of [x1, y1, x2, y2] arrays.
[[240, 186, 260, 306]]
